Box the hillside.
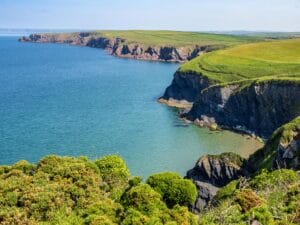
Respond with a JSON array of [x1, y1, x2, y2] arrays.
[[19, 30, 264, 63], [161, 38, 300, 137], [178, 38, 300, 84], [90, 30, 262, 47]]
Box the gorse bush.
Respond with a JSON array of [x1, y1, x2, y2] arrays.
[[0, 155, 197, 225], [146, 172, 197, 207], [198, 169, 300, 225]]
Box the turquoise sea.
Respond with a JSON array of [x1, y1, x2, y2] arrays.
[[0, 36, 261, 177]]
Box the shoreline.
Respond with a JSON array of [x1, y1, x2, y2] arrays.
[[158, 97, 264, 149]]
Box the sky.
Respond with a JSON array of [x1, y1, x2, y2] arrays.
[[0, 0, 300, 31]]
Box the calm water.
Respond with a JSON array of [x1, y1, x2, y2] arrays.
[[0, 37, 261, 177]]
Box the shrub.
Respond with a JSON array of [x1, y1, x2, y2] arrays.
[[146, 172, 197, 207], [235, 189, 265, 212]]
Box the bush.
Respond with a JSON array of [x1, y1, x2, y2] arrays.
[[235, 189, 265, 212], [146, 172, 197, 207], [122, 184, 164, 214]]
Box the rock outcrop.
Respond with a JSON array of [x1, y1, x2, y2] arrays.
[[248, 116, 300, 172], [182, 80, 300, 138], [19, 33, 216, 63], [159, 71, 212, 108], [186, 152, 248, 212]]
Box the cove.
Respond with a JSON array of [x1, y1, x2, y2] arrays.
[[0, 37, 262, 177]]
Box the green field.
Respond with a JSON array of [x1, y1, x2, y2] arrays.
[[92, 30, 263, 47], [179, 38, 300, 85]]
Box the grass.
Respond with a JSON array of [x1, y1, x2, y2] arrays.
[[179, 38, 300, 84], [248, 116, 300, 171], [199, 169, 300, 225], [89, 30, 264, 47]]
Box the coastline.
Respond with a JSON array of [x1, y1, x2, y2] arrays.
[[19, 33, 218, 63]]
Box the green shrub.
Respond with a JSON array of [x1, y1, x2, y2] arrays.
[[249, 169, 299, 190], [146, 172, 197, 207], [122, 183, 164, 214]]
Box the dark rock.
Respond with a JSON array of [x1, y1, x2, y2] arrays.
[[161, 71, 211, 103], [187, 152, 247, 187], [186, 82, 300, 138], [247, 117, 300, 172], [20, 33, 216, 62], [187, 152, 248, 212], [190, 181, 219, 213], [274, 132, 300, 170]]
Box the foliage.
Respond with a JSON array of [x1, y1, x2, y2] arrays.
[[146, 172, 197, 207], [198, 169, 300, 225], [0, 155, 197, 224], [248, 117, 300, 171], [95, 155, 130, 199], [93, 30, 264, 48]]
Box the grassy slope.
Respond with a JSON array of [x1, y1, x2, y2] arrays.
[[248, 116, 300, 171], [89, 30, 263, 47], [179, 38, 300, 84], [199, 169, 300, 225]]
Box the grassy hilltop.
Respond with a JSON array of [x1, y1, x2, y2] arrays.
[[41, 30, 264, 48], [179, 38, 300, 85], [91, 30, 263, 47]]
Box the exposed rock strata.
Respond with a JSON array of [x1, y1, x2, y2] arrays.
[[186, 82, 300, 138], [186, 152, 248, 212], [161, 71, 300, 138], [274, 132, 300, 170], [160, 72, 211, 106], [19, 33, 216, 63]]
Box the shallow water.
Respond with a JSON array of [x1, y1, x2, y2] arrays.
[[0, 37, 262, 177]]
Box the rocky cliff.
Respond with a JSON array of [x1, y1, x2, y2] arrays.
[[186, 80, 300, 138], [187, 117, 300, 214], [161, 71, 300, 138], [159, 71, 212, 108], [19, 33, 216, 63]]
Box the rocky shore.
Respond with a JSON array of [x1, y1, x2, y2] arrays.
[[186, 116, 300, 213], [19, 33, 217, 63], [160, 71, 300, 138]]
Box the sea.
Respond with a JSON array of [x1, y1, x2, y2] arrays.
[[0, 34, 262, 177]]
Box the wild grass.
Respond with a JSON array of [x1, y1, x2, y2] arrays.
[[179, 38, 300, 84], [93, 30, 263, 47]]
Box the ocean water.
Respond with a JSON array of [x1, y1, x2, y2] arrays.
[[0, 37, 262, 177]]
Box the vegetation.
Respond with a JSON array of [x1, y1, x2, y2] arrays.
[[43, 30, 265, 49], [248, 116, 300, 171], [179, 38, 300, 85], [146, 172, 197, 208], [0, 154, 299, 225], [199, 169, 300, 225], [0, 155, 197, 225], [92, 30, 264, 48]]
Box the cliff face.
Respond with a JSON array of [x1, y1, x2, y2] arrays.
[[19, 33, 215, 63], [185, 81, 300, 138], [160, 72, 211, 106]]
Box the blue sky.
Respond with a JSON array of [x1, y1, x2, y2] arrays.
[[1, 0, 300, 31]]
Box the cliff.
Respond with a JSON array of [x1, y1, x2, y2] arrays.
[[161, 38, 300, 138], [185, 80, 300, 138], [19, 33, 218, 63], [187, 117, 300, 216]]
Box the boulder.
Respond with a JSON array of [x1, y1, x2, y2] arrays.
[[187, 152, 247, 187], [186, 152, 248, 212]]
